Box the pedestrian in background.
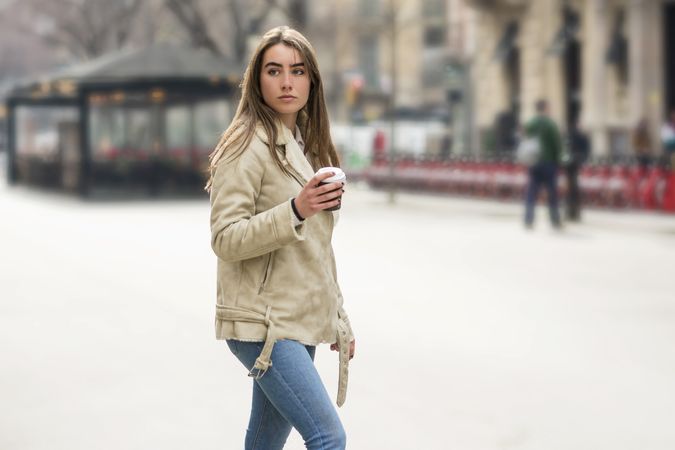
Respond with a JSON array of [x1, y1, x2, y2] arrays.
[[523, 99, 563, 229], [565, 121, 590, 222], [372, 128, 387, 163], [206, 26, 354, 450], [633, 117, 653, 173], [661, 110, 675, 168]]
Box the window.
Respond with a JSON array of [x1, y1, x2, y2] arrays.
[[424, 26, 446, 48], [166, 106, 192, 166], [422, 49, 445, 86], [16, 106, 77, 160], [126, 109, 152, 157], [606, 10, 628, 85], [423, 0, 445, 18], [359, 36, 379, 89], [358, 0, 379, 17], [194, 100, 230, 150], [89, 106, 125, 161]]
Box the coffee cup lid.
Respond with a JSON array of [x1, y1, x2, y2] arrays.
[[316, 167, 346, 183]]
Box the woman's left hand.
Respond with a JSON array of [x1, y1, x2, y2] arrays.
[[331, 339, 355, 360]]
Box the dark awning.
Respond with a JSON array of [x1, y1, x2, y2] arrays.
[[492, 22, 519, 62]]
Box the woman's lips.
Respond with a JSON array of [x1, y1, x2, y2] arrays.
[[278, 96, 296, 102]]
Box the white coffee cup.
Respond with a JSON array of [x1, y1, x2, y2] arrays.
[[316, 167, 346, 211]]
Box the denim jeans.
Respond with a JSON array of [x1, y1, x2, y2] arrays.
[[524, 161, 561, 227], [226, 339, 346, 450]]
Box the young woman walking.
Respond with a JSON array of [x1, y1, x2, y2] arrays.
[[206, 26, 355, 450]]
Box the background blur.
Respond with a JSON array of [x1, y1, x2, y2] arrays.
[[1, 1, 675, 450], [2, 0, 675, 199]]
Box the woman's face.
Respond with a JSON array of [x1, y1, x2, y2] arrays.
[[260, 43, 310, 128]]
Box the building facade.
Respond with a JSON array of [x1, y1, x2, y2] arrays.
[[306, 0, 476, 139], [468, 0, 674, 157]]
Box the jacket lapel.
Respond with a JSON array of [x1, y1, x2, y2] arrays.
[[281, 127, 315, 185], [255, 122, 315, 186]]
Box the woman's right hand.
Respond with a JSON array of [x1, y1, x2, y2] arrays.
[[294, 171, 344, 219]]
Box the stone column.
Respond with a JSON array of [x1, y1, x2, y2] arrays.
[[583, 0, 609, 156], [628, 0, 645, 125], [626, 0, 664, 149], [643, 0, 664, 143], [544, 0, 566, 131]]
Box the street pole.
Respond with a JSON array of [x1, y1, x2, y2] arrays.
[[388, 0, 398, 204]]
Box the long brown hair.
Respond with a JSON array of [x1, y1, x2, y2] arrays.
[[205, 26, 339, 192]]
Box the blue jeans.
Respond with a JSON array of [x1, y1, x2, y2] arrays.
[[226, 339, 346, 450], [524, 161, 561, 227]]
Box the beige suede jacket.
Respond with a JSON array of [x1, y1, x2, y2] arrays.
[[210, 123, 353, 406]]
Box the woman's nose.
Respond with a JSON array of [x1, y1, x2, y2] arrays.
[[281, 73, 292, 90]]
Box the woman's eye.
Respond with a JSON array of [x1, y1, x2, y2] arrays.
[[268, 69, 279, 76], [293, 69, 305, 76]]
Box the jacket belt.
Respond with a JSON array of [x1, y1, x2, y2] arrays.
[[215, 304, 350, 407], [335, 316, 351, 407], [215, 304, 276, 378]]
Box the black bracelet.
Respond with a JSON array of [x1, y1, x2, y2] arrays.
[[291, 198, 305, 221]]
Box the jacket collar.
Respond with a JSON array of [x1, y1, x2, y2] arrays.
[[254, 121, 315, 185], [254, 119, 292, 146]]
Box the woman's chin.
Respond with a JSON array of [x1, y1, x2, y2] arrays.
[[272, 105, 303, 116]]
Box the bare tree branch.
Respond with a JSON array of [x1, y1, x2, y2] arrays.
[[165, 0, 299, 66], [15, 0, 149, 60], [114, 0, 142, 48], [165, 0, 223, 56], [248, 0, 277, 33], [229, 0, 247, 63]]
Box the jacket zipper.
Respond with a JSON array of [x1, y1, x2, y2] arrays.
[[258, 253, 274, 294]]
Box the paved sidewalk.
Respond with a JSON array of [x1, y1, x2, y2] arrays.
[[1, 182, 674, 450]]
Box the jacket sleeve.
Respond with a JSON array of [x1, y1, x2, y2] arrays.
[[338, 303, 355, 343], [210, 149, 306, 262]]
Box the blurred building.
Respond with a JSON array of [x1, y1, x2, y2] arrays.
[[5, 44, 238, 195], [468, 0, 673, 157], [306, 0, 477, 154]]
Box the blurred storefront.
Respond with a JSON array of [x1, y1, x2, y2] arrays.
[[5, 44, 239, 196], [468, 0, 672, 158]]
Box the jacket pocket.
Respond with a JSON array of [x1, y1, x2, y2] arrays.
[[258, 252, 274, 294]]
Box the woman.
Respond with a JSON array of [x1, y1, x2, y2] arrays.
[[206, 26, 355, 450]]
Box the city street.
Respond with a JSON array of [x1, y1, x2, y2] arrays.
[[1, 179, 675, 450]]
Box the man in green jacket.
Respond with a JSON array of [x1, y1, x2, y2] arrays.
[[523, 99, 562, 229]]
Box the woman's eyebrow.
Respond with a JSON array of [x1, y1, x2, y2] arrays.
[[263, 61, 305, 68]]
